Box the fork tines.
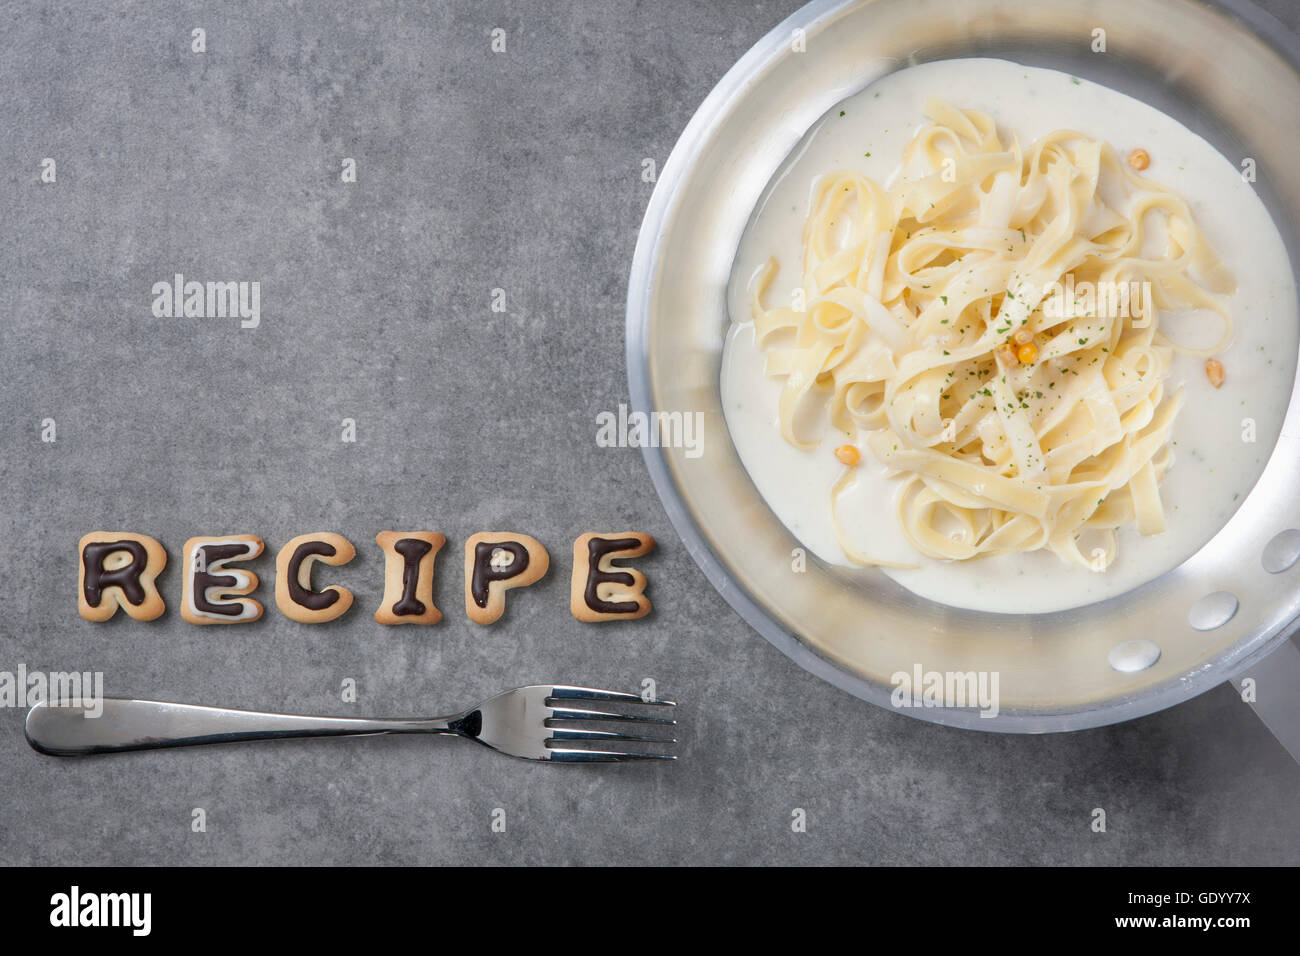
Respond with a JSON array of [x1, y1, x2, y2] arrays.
[[544, 686, 678, 762]]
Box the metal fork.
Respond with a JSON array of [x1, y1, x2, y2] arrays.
[[24, 685, 678, 762]]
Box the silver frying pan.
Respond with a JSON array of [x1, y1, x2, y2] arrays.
[[626, 0, 1300, 754]]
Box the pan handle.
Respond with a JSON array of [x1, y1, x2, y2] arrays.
[[1232, 631, 1300, 764]]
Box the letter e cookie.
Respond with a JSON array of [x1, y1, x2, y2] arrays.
[[181, 535, 264, 625], [570, 533, 654, 622]]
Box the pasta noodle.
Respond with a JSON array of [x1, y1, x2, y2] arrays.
[[746, 98, 1234, 570]]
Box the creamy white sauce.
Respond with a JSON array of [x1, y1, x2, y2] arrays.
[[722, 58, 1298, 613]]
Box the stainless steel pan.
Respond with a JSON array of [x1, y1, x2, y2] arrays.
[[626, 0, 1300, 748]]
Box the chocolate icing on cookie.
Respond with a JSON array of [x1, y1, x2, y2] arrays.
[[275, 532, 353, 624], [582, 536, 642, 614], [192, 542, 256, 617], [391, 538, 434, 615], [470, 541, 529, 609], [181, 536, 264, 624], [286, 540, 340, 611], [82, 540, 149, 607]]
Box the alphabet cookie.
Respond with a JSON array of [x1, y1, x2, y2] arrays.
[[276, 532, 356, 624], [570, 533, 655, 622], [78, 532, 168, 622], [181, 535, 264, 625], [375, 531, 445, 625], [464, 532, 549, 624]]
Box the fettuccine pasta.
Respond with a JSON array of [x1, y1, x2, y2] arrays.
[[747, 98, 1234, 570]]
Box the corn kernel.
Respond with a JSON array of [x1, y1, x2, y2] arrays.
[[834, 444, 860, 466], [1127, 148, 1150, 171], [1205, 358, 1225, 388], [1017, 342, 1038, 364]]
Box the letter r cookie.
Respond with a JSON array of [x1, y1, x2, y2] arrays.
[[78, 532, 168, 622]]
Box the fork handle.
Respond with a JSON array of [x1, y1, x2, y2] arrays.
[[25, 698, 459, 756]]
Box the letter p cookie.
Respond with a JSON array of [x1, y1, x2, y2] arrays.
[[464, 532, 549, 624]]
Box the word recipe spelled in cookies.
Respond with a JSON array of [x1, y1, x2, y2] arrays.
[[78, 530, 655, 625]]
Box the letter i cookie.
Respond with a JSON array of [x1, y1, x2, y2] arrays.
[[570, 533, 655, 622], [78, 532, 168, 622], [276, 532, 356, 624], [181, 535, 264, 625], [464, 533, 549, 624], [375, 531, 445, 625]]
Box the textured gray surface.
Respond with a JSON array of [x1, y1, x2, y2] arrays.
[[1, 0, 1298, 866]]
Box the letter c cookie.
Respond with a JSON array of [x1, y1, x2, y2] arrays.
[[275, 532, 356, 624]]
